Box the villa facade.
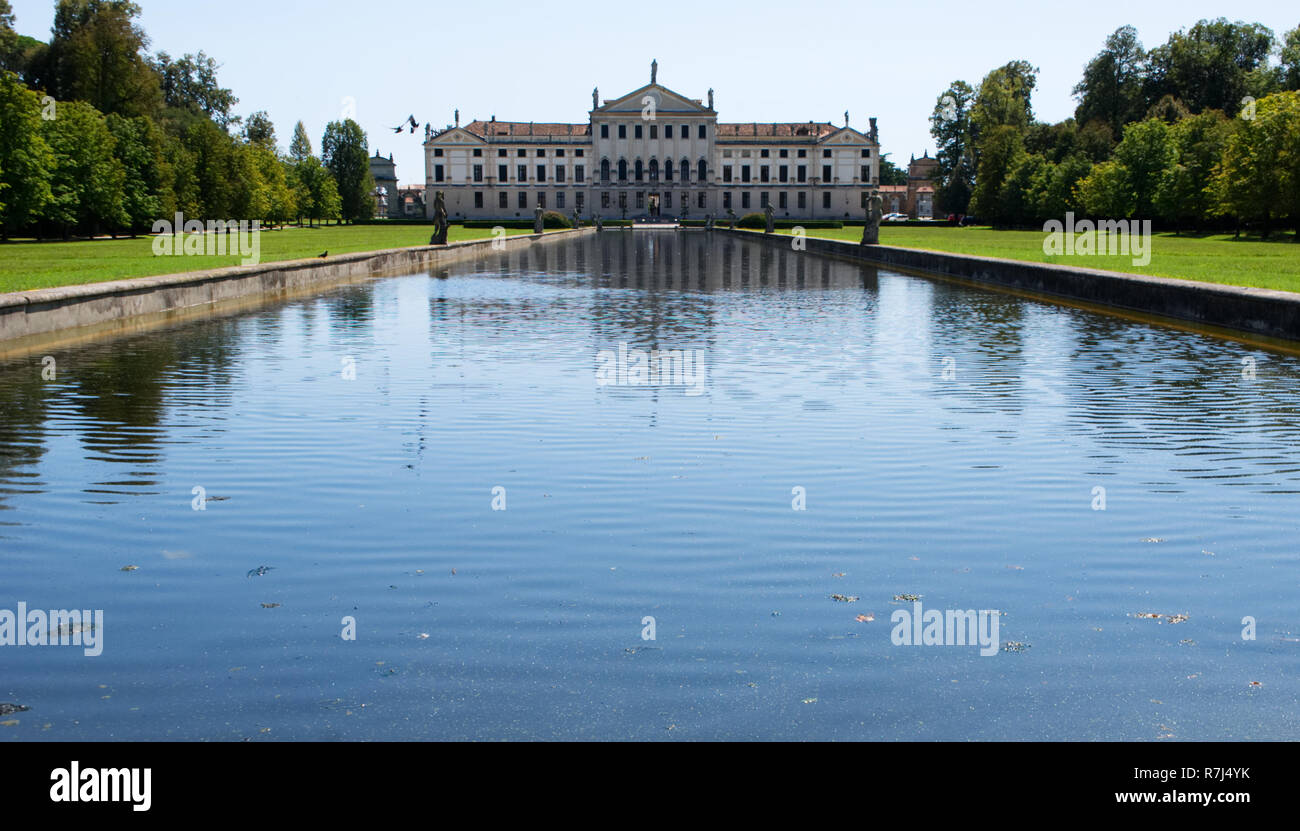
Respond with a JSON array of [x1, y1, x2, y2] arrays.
[[422, 65, 881, 221]]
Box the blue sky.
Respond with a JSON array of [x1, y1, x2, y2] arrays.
[[9, 0, 1298, 186]]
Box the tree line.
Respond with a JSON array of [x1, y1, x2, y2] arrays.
[[0, 0, 377, 241], [929, 18, 1300, 237]]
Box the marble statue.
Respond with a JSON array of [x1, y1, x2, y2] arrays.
[[861, 192, 884, 245], [764, 203, 775, 234], [534, 206, 544, 235], [429, 191, 449, 245]]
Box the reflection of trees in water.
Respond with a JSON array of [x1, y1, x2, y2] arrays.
[[326, 286, 376, 328], [0, 360, 50, 515]]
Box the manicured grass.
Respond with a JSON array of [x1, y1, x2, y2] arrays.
[[777, 226, 1300, 293], [0, 224, 539, 294]]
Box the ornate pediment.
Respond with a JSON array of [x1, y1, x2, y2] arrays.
[[427, 128, 486, 146], [595, 84, 712, 115], [819, 126, 874, 145]]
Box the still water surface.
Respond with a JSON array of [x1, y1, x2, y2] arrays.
[[1, 232, 1298, 739]]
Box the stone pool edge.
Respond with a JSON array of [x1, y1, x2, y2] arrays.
[[723, 228, 1300, 342], [0, 228, 594, 346]]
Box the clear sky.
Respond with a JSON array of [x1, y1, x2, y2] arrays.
[[9, 0, 1298, 187]]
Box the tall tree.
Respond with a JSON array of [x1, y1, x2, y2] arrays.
[[1074, 25, 1148, 136], [1155, 109, 1232, 231], [1212, 91, 1300, 237], [0, 70, 54, 237], [1110, 118, 1175, 218], [0, 1, 16, 69], [321, 119, 372, 223], [106, 112, 169, 234], [40, 98, 127, 237], [929, 80, 975, 214], [1145, 18, 1277, 116], [288, 120, 312, 162], [241, 110, 276, 152], [153, 50, 238, 128], [45, 0, 161, 118], [1281, 25, 1300, 91]]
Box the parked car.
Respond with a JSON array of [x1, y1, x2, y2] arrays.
[[882, 212, 908, 222]]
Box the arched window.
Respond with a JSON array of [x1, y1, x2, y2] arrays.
[[697, 159, 707, 182], [680, 159, 690, 182], [600, 159, 611, 183], [649, 159, 659, 182], [634, 159, 644, 182], [618, 159, 628, 181]]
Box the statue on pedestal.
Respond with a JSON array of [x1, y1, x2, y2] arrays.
[[572, 208, 581, 229], [727, 209, 737, 230], [429, 191, 449, 245], [861, 192, 884, 245], [764, 203, 775, 234], [595, 212, 603, 232], [705, 214, 714, 231], [534, 206, 545, 235]]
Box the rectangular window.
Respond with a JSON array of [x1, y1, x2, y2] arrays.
[[798, 192, 807, 209], [760, 149, 770, 158], [434, 164, 444, 182], [576, 193, 584, 213], [823, 149, 832, 158], [618, 124, 627, 139], [519, 192, 528, 209], [797, 165, 807, 183], [602, 191, 611, 209], [741, 192, 751, 210], [576, 149, 584, 157], [473, 164, 484, 182], [498, 149, 507, 157], [760, 192, 769, 208], [557, 192, 565, 209], [723, 192, 732, 209], [474, 192, 484, 208], [861, 166, 870, 182], [741, 165, 751, 183], [499, 192, 508, 209], [861, 149, 871, 157], [473, 149, 482, 157], [635, 124, 643, 139], [697, 192, 705, 209], [556, 166, 565, 183], [760, 166, 770, 183], [498, 164, 508, 181], [537, 149, 546, 157], [665, 125, 673, 139], [797, 149, 807, 158], [780, 149, 789, 158], [434, 149, 444, 157], [518, 165, 527, 182], [822, 192, 831, 209], [538, 192, 546, 209], [601, 124, 609, 139], [698, 125, 706, 139], [723, 166, 732, 183], [649, 125, 657, 139], [536, 165, 546, 182], [575, 165, 585, 183], [779, 165, 788, 183], [517, 149, 526, 157], [664, 192, 672, 208], [556, 149, 565, 157], [822, 165, 832, 181], [635, 192, 644, 209], [779, 192, 788, 209]]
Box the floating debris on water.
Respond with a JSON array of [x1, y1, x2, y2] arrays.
[[855, 614, 874, 623], [246, 566, 274, 578], [832, 572, 847, 578], [829, 594, 859, 603], [1002, 641, 1031, 653], [0, 703, 30, 717], [802, 698, 817, 704], [120, 565, 139, 572], [894, 593, 922, 602], [260, 603, 281, 609], [770, 611, 781, 617], [1140, 538, 1165, 543], [1132, 612, 1188, 624]]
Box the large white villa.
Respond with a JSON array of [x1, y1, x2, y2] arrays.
[[421, 62, 881, 221]]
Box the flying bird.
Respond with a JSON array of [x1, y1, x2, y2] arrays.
[[392, 115, 419, 134]]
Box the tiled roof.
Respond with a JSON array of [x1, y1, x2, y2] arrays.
[[716, 122, 838, 138], [463, 120, 590, 137], [878, 185, 908, 193]]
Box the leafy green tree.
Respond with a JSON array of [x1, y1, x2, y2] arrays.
[[0, 0, 15, 68], [1145, 94, 1191, 124], [1078, 160, 1134, 218], [1282, 25, 1300, 91], [40, 98, 127, 237], [969, 124, 1025, 223], [288, 120, 312, 162], [1154, 109, 1232, 231], [45, 0, 161, 118], [1211, 92, 1300, 237], [1074, 26, 1149, 136], [1111, 118, 1175, 218], [321, 119, 372, 223], [1145, 18, 1277, 116], [106, 112, 169, 234], [878, 153, 907, 186], [153, 50, 238, 128], [242, 110, 276, 152], [972, 61, 1037, 138], [995, 151, 1046, 226], [246, 142, 294, 226], [1036, 154, 1093, 220], [929, 80, 974, 213], [0, 70, 54, 237]]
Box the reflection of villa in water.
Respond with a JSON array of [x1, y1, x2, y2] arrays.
[[421, 62, 882, 222]]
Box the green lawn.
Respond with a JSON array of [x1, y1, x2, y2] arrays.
[[778, 226, 1300, 293], [0, 224, 538, 293]]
